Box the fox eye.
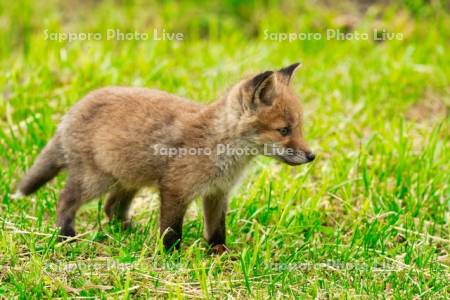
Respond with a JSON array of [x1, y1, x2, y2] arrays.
[[278, 127, 291, 136]]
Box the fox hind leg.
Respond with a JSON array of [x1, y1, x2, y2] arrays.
[[56, 170, 113, 240], [56, 177, 83, 238], [104, 185, 137, 228]]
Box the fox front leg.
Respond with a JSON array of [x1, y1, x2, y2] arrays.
[[203, 191, 229, 254], [159, 191, 188, 251]]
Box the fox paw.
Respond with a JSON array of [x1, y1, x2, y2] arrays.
[[210, 244, 230, 255], [121, 219, 133, 230], [58, 227, 76, 242]]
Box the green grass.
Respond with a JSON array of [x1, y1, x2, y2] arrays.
[[0, 0, 449, 298]]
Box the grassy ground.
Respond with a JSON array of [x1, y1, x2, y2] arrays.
[[0, 0, 449, 298]]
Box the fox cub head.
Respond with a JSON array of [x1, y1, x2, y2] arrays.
[[235, 63, 315, 165]]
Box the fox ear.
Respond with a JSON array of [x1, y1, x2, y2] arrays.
[[245, 70, 276, 109], [278, 62, 301, 85]]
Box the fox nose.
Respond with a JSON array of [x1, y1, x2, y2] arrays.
[[305, 151, 316, 162]]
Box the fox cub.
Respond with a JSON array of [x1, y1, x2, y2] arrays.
[[15, 63, 315, 253]]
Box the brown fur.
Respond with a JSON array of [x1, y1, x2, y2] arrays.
[[15, 63, 315, 251]]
